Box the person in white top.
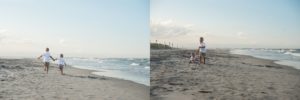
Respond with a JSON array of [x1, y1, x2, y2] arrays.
[[55, 54, 67, 75], [199, 37, 206, 64], [38, 48, 55, 74]]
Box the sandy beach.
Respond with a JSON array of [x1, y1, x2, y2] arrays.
[[0, 58, 149, 100], [150, 49, 300, 100]]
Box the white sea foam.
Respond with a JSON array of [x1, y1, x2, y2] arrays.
[[288, 49, 296, 52], [130, 63, 139, 66], [275, 60, 300, 69], [97, 60, 103, 63], [144, 66, 150, 69], [284, 51, 300, 57], [291, 53, 300, 57], [67, 58, 149, 86], [230, 49, 300, 70]]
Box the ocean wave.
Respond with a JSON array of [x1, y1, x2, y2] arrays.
[[284, 51, 292, 55], [72, 65, 98, 71], [288, 49, 296, 52], [127, 58, 134, 60], [275, 60, 300, 69], [67, 58, 149, 86], [130, 63, 139, 66], [97, 60, 103, 63], [284, 52, 300, 57], [274, 49, 285, 53], [291, 53, 300, 57], [144, 66, 150, 69]]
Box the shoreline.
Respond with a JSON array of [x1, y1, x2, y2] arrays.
[[0, 57, 150, 86], [150, 49, 300, 100], [230, 49, 300, 70], [71, 65, 150, 86], [0, 58, 149, 100], [66, 57, 150, 86], [229, 51, 300, 71]]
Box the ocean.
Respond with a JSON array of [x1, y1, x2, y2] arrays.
[[230, 48, 300, 69], [66, 58, 150, 86]]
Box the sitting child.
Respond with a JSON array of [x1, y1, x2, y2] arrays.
[[189, 52, 195, 64]]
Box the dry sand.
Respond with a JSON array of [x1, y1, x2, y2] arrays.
[[150, 49, 300, 100], [0, 58, 149, 100]]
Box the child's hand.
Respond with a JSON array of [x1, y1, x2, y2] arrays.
[[37, 55, 42, 59]]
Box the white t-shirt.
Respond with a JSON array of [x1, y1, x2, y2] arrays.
[[42, 52, 51, 62], [190, 56, 194, 61], [199, 42, 206, 53], [57, 58, 66, 65]]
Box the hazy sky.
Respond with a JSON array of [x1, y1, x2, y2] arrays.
[[0, 0, 149, 58], [151, 0, 300, 49]]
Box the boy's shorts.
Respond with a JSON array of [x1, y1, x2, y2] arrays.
[[44, 62, 50, 66], [59, 64, 64, 69], [200, 53, 206, 57]]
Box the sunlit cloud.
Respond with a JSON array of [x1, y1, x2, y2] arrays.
[[150, 18, 214, 48], [150, 19, 269, 49], [0, 29, 7, 33], [151, 18, 193, 39], [0, 28, 8, 42], [59, 38, 66, 46], [236, 32, 248, 39]]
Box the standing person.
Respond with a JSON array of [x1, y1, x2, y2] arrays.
[[38, 48, 55, 74], [199, 37, 206, 64], [56, 54, 67, 75]]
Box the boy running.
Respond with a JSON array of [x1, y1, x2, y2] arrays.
[[38, 48, 55, 74], [56, 54, 67, 75]]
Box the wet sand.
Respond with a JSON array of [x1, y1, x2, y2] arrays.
[[150, 49, 300, 100], [0, 58, 149, 100]]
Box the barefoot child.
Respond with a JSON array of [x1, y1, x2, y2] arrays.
[[56, 54, 66, 75], [189, 52, 195, 64], [199, 37, 206, 64], [38, 48, 55, 74]]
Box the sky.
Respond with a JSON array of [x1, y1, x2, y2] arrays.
[[150, 0, 300, 49], [0, 0, 149, 58]]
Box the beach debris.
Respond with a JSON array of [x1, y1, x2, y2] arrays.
[[87, 75, 106, 80], [198, 90, 212, 93], [0, 65, 7, 69], [168, 82, 184, 86]]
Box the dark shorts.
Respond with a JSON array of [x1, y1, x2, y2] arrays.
[[59, 65, 64, 69], [44, 62, 50, 66], [200, 53, 206, 57]]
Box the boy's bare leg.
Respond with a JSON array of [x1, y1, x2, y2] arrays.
[[199, 55, 201, 64], [200, 56, 203, 64], [203, 57, 205, 64], [44, 62, 50, 74], [46, 66, 49, 74], [43, 63, 46, 71], [201, 56, 204, 64], [60, 68, 63, 75]]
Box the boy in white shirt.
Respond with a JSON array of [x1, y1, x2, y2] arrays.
[[56, 54, 67, 75], [38, 48, 55, 74], [199, 37, 206, 64]]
